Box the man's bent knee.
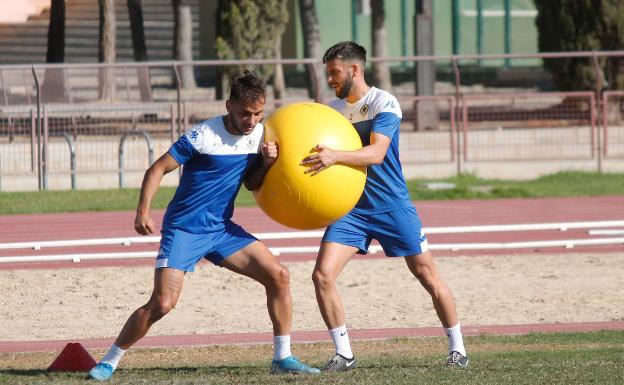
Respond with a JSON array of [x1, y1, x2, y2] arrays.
[[266, 264, 290, 290], [312, 269, 335, 290], [413, 266, 439, 290], [146, 296, 177, 321]]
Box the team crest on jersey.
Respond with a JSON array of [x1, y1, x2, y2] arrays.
[[360, 104, 369, 116], [246, 138, 255, 150], [189, 129, 199, 141]]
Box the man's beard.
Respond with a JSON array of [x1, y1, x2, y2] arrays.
[[336, 77, 354, 99], [227, 115, 251, 135]]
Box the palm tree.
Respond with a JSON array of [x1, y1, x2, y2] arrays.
[[414, 0, 437, 131], [261, 0, 288, 101], [42, 0, 66, 102], [46, 0, 65, 63], [371, 0, 391, 91], [172, 0, 196, 89], [127, 0, 152, 101], [98, 0, 116, 101], [298, 0, 324, 100]]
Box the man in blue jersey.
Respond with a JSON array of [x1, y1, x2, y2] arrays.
[[301, 42, 468, 371], [89, 72, 319, 381]]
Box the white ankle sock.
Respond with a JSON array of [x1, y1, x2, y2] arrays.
[[273, 335, 292, 361], [329, 324, 353, 359], [444, 324, 466, 356], [100, 344, 126, 370]]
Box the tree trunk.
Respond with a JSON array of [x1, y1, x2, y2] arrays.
[[273, 37, 286, 104], [127, 0, 152, 102], [298, 0, 324, 101], [371, 0, 392, 91], [43, 0, 67, 102], [98, 0, 116, 101], [414, 0, 438, 131], [173, 0, 196, 89], [46, 0, 65, 63], [215, 0, 228, 100]]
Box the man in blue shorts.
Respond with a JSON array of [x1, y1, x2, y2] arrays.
[[301, 41, 468, 371], [89, 72, 319, 381]]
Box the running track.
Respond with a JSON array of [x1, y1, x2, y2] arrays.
[[1, 196, 623, 352]]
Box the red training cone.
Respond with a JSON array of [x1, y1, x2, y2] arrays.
[[47, 343, 97, 372]]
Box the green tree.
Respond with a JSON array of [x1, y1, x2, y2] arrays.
[[534, 0, 624, 91], [215, 0, 288, 89], [601, 0, 624, 90]]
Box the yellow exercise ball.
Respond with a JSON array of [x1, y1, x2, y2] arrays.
[[254, 102, 366, 230]]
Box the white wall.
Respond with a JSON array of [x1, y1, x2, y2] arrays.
[[0, 0, 50, 23]]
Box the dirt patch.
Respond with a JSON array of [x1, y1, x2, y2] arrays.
[[1, 253, 623, 342]]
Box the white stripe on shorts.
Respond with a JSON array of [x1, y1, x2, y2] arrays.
[[155, 258, 168, 269]]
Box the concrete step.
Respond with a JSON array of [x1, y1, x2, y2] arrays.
[[0, 44, 197, 56], [0, 36, 201, 49], [0, 29, 200, 50], [34, 1, 200, 20], [31, 10, 199, 22], [0, 0, 202, 65], [0, 27, 197, 41], [0, 19, 198, 28]]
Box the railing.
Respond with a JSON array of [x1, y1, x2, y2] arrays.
[[1, 220, 623, 264], [1, 51, 624, 190], [119, 130, 154, 188]]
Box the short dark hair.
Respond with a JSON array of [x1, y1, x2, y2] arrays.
[[229, 71, 266, 104], [322, 41, 367, 64]]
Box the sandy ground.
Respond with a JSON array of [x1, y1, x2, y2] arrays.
[[1, 252, 623, 342]]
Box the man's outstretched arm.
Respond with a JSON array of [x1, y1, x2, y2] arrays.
[[135, 153, 180, 235]]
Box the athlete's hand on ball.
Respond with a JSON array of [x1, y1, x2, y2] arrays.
[[135, 212, 155, 235], [301, 144, 337, 175], [261, 141, 278, 167]]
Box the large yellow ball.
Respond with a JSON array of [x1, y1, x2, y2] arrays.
[[254, 102, 366, 229]]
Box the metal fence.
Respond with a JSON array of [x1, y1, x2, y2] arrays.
[[1, 51, 624, 191]]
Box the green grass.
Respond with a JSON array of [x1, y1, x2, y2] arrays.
[[1, 330, 622, 384], [1, 171, 623, 215]]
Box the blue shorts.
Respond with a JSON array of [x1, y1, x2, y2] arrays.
[[322, 206, 429, 257], [156, 221, 257, 272]]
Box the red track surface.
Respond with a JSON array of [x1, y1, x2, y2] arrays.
[[1, 322, 623, 353], [1, 196, 623, 269], [1, 196, 623, 352]]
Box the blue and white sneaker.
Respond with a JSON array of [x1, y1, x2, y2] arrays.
[[271, 355, 320, 374], [88, 362, 115, 381]]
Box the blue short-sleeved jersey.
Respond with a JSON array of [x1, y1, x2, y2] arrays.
[[329, 87, 411, 214], [163, 116, 263, 233]]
